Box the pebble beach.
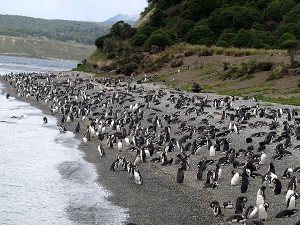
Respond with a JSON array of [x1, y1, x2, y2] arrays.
[[2, 71, 300, 225]]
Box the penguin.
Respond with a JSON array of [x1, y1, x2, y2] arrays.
[[226, 214, 246, 223], [214, 163, 222, 181], [203, 182, 219, 189], [231, 170, 240, 186], [98, 142, 105, 157], [110, 158, 119, 171], [282, 167, 293, 179], [75, 122, 80, 133], [134, 168, 143, 185], [287, 193, 299, 210], [272, 178, 282, 195], [235, 196, 247, 214], [286, 190, 296, 205], [117, 140, 123, 151], [209, 145, 216, 157], [210, 201, 222, 216], [245, 205, 257, 219], [223, 201, 234, 209], [241, 172, 249, 193], [161, 158, 173, 166], [43, 116, 48, 123], [177, 166, 184, 184], [287, 176, 297, 192], [259, 152, 266, 165], [206, 170, 215, 184], [256, 186, 266, 208], [275, 209, 297, 218], [258, 203, 268, 221]]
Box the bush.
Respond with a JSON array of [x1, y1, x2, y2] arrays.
[[106, 53, 116, 60], [170, 59, 183, 68], [191, 83, 202, 93], [198, 49, 213, 56]]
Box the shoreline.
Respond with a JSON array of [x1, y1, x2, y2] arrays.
[[2, 71, 300, 225]]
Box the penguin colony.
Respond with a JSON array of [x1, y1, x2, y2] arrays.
[[3, 72, 300, 225]]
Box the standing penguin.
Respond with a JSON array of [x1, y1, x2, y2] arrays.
[[75, 122, 80, 133], [97, 142, 105, 157], [210, 145, 216, 157], [256, 186, 266, 208], [272, 178, 282, 195], [117, 140, 123, 151], [241, 171, 249, 193], [231, 170, 240, 186], [43, 116, 48, 124], [177, 166, 185, 184], [258, 202, 269, 221], [235, 196, 247, 214], [134, 167, 143, 185], [287, 193, 299, 210]]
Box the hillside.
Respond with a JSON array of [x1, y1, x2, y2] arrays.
[[74, 0, 300, 105], [0, 14, 109, 45], [0, 35, 95, 61]]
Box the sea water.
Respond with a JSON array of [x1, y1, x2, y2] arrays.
[[0, 56, 128, 225]]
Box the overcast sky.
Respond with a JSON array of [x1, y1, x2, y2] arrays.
[[0, 0, 148, 22]]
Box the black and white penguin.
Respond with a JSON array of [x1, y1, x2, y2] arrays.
[[231, 170, 240, 186], [287, 176, 297, 192], [75, 122, 80, 133], [258, 202, 268, 221], [235, 196, 247, 214], [256, 186, 266, 208], [272, 178, 282, 195], [203, 182, 219, 189], [223, 201, 234, 209], [287, 193, 299, 210], [275, 209, 297, 218], [97, 142, 105, 157], [210, 201, 222, 216], [110, 158, 119, 171], [226, 214, 246, 223], [134, 167, 143, 185], [43, 116, 48, 123], [241, 171, 250, 193], [282, 167, 293, 179], [245, 205, 257, 219], [177, 166, 184, 184]]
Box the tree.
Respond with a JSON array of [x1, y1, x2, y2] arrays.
[[144, 30, 172, 50], [186, 25, 215, 46], [95, 36, 106, 49], [110, 21, 136, 39], [281, 39, 300, 64], [130, 33, 148, 46]]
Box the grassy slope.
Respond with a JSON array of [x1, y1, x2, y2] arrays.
[[0, 35, 95, 61], [85, 44, 300, 106]]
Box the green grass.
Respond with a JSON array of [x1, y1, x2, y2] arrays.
[[255, 95, 300, 106]]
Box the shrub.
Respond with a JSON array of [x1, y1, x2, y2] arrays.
[[191, 83, 202, 93], [170, 58, 183, 68], [106, 53, 116, 60]]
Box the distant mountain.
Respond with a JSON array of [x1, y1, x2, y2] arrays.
[[102, 14, 140, 26]]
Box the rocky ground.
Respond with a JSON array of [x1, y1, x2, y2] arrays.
[[2, 71, 300, 225]]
